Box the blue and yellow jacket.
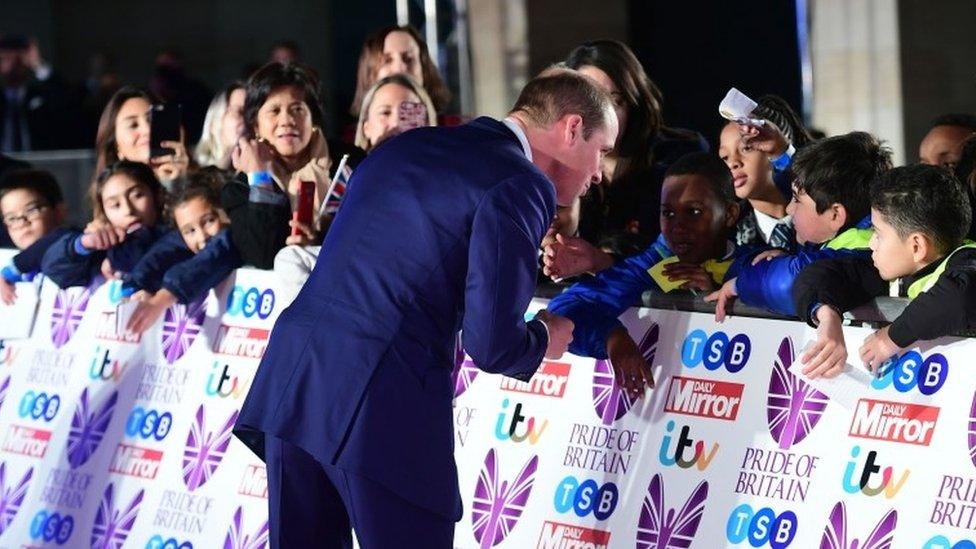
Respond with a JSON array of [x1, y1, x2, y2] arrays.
[[548, 234, 752, 358], [735, 216, 873, 316], [123, 228, 243, 304]]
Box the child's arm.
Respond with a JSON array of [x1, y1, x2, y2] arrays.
[[10, 227, 74, 278], [887, 252, 976, 348], [734, 246, 871, 316], [160, 230, 243, 304], [792, 255, 888, 326], [123, 231, 194, 296], [801, 304, 848, 378], [41, 229, 119, 288], [547, 246, 661, 359]]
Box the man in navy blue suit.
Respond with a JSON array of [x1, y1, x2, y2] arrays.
[[235, 69, 618, 547]]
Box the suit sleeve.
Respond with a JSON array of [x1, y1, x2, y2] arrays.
[[792, 256, 888, 326], [462, 176, 551, 381], [161, 230, 244, 304], [736, 245, 870, 316], [888, 256, 976, 347], [547, 247, 658, 359]]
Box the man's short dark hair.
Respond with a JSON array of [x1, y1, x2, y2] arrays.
[[244, 62, 325, 137], [791, 131, 892, 221], [930, 113, 976, 132], [664, 151, 735, 204], [872, 164, 971, 255], [510, 68, 613, 139], [0, 169, 63, 207]]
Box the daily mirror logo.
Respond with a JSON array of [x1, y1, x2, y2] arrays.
[[501, 361, 570, 398], [849, 398, 939, 446], [767, 338, 828, 450], [471, 448, 538, 549], [664, 376, 744, 421]]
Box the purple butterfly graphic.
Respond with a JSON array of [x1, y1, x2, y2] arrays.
[[968, 390, 976, 469], [50, 284, 94, 348], [67, 388, 118, 469], [820, 501, 897, 549], [593, 323, 658, 425], [161, 298, 207, 364], [636, 473, 708, 549], [223, 506, 269, 549], [453, 334, 479, 398], [767, 337, 829, 450], [183, 405, 240, 491], [0, 375, 10, 414], [471, 448, 538, 549], [0, 462, 33, 535], [90, 482, 144, 549]]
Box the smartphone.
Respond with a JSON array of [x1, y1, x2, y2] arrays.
[[149, 103, 182, 158], [292, 180, 315, 236], [397, 101, 428, 133]]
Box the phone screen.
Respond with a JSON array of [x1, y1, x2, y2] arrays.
[[397, 101, 428, 133], [150, 103, 182, 158]]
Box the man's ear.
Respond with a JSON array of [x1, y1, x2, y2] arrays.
[[724, 201, 740, 228], [561, 114, 584, 146], [829, 203, 849, 231]]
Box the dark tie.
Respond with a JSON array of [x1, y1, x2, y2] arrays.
[[769, 222, 795, 249]]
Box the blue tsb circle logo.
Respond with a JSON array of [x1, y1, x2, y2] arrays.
[[30, 510, 74, 545], [146, 535, 194, 549], [553, 475, 618, 521], [225, 286, 275, 319], [681, 329, 751, 372], [871, 351, 949, 395], [125, 407, 174, 441], [726, 504, 797, 548], [18, 391, 60, 422]]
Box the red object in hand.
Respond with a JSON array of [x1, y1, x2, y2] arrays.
[[292, 180, 315, 237]]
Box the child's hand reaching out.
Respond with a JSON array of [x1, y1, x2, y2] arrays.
[[801, 305, 848, 378], [705, 278, 737, 322], [81, 226, 127, 251], [859, 326, 904, 375], [661, 262, 716, 292]]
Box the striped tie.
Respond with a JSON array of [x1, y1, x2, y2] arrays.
[[769, 222, 795, 249]]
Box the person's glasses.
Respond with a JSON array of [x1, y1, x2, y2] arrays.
[[2, 203, 49, 228]]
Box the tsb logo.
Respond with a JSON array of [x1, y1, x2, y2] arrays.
[[553, 476, 618, 521], [872, 351, 949, 395], [18, 390, 60, 422], [726, 504, 797, 548], [226, 286, 275, 319], [125, 407, 174, 441], [681, 329, 751, 372], [924, 536, 976, 549], [29, 509, 74, 545], [145, 535, 193, 549]]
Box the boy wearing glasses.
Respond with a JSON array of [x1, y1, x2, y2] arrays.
[[0, 169, 68, 304]]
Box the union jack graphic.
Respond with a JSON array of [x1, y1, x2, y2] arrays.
[[767, 337, 829, 450], [50, 285, 94, 348], [0, 462, 33, 535], [821, 501, 897, 549], [90, 482, 143, 549], [593, 323, 658, 425], [67, 388, 118, 469], [183, 405, 240, 491], [161, 298, 207, 364], [223, 506, 269, 549], [0, 376, 10, 414], [471, 448, 537, 549], [636, 473, 708, 549], [453, 333, 479, 398]]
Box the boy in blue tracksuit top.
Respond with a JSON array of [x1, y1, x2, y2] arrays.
[[0, 169, 70, 303], [548, 152, 750, 397], [125, 171, 243, 334], [706, 131, 893, 319]]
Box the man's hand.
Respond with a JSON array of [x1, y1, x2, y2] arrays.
[[80, 226, 127, 251], [127, 289, 179, 335], [738, 121, 790, 157], [704, 278, 737, 322], [607, 327, 654, 399], [543, 233, 613, 280], [859, 326, 903, 375], [536, 309, 573, 359], [801, 305, 848, 378], [0, 279, 16, 306], [662, 262, 716, 292]]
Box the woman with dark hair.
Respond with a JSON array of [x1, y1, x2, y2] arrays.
[[227, 62, 364, 268], [543, 40, 709, 279], [93, 86, 190, 187], [350, 25, 452, 117]]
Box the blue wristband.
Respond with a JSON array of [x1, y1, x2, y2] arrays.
[[73, 236, 93, 256], [1, 264, 20, 283], [247, 171, 274, 187], [771, 144, 796, 172]]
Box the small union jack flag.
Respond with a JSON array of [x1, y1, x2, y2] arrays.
[[183, 405, 240, 491], [324, 162, 353, 215], [161, 298, 207, 364], [90, 483, 143, 549]]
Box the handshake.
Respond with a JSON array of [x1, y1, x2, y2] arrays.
[[535, 309, 574, 359]]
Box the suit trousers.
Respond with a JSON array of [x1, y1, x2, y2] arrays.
[[265, 435, 456, 548]]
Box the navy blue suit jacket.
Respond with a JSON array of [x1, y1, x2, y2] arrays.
[[235, 117, 555, 520]]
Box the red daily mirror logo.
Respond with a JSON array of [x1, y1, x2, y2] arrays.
[[110, 443, 164, 479], [500, 361, 571, 398], [537, 520, 610, 548], [664, 376, 744, 421], [849, 398, 940, 446], [238, 463, 268, 499], [212, 325, 271, 359], [2, 425, 52, 458]]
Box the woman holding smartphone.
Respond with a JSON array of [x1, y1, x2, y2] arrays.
[[229, 62, 364, 268], [93, 86, 190, 187]]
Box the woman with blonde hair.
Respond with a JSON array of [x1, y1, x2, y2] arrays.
[[354, 74, 437, 152], [194, 82, 245, 169]]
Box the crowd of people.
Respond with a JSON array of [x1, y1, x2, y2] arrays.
[[1, 28, 975, 380]]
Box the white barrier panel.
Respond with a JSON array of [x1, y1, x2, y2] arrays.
[[0, 254, 972, 548]]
